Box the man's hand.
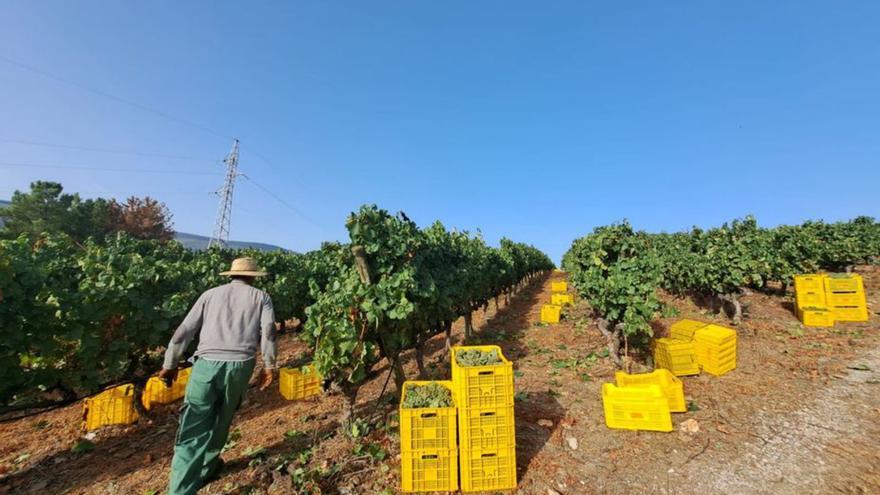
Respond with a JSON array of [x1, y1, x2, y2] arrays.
[[158, 367, 179, 387], [259, 368, 275, 390]]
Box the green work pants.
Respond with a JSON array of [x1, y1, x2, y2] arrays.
[[168, 358, 255, 495]]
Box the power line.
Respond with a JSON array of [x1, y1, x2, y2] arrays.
[[238, 143, 323, 199], [241, 175, 321, 228], [0, 138, 216, 162], [0, 55, 325, 235], [0, 54, 232, 141], [0, 161, 223, 175]]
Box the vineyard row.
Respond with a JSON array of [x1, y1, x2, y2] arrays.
[[0, 205, 553, 409], [563, 216, 880, 363]]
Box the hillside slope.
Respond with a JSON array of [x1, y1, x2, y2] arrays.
[[172, 232, 286, 251]]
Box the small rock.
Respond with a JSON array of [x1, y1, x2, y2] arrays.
[[680, 418, 700, 434], [537, 419, 554, 428], [565, 435, 579, 450]]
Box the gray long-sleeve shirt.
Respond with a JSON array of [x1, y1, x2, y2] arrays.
[[163, 279, 277, 370]]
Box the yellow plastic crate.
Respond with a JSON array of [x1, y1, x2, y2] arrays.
[[540, 304, 561, 324], [142, 367, 191, 410], [796, 306, 835, 327], [796, 290, 827, 309], [693, 324, 736, 346], [551, 293, 574, 306], [695, 345, 736, 363], [458, 405, 515, 451], [824, 273, 864, 293], [83, 384, 138, 431], [399, 381, 457, 451], [459, 447, 517, 493], [615, 369, 686, 413], [668, 319, 707, 341], [826, 292, 866, 307], [652, 338, 700, 376], [831, 305, 869, 322], [550, 281, 568, 293], [700, 355, 737, 376], [451, 345, 515, 409], [794, 274, 827, 293], [279, 365, 322, 400], [602, 383, 672, 432], [400, 449, 458, 493]]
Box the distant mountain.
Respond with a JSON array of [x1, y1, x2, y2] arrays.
[[173, 232, 287, 251], [0, 199, 286, 251]]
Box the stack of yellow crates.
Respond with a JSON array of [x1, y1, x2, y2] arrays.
[[279, 365, 322, 400], [693, 325, 737, 376], [794, 274, 835, 327], [399, 381, 459, 493], [142, 367, 192, 410], [452, 345, 517, 493], [657, 319, 737, 377], [825, 274, 869, 322], [605, 319, 739, 432], [83, 384, 139, 431], [794, 273, 869, 326], [541, 280, 570, 323]]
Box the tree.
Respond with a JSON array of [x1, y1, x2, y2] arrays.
[[106, 196, 174, 241], [1, 181, 113, 242]]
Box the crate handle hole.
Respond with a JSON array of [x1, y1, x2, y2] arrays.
[[481, 453, 498, 458], [421, 454, 439, 460], [479, 412, 496, 417], [420, 412, 437, 419], [478, 371, 495, 376]]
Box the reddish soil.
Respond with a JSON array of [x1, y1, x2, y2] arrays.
[[1, 268, 878, 495]]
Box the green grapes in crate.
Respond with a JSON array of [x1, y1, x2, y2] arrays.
[[402, 383, 454, 409]]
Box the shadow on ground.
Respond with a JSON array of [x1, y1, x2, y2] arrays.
[[0, 379, 300, 494]]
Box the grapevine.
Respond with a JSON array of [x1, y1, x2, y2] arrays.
[[564, 216, 880, 365]]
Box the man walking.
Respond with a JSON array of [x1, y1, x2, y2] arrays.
[[159, 257, 277, 495]]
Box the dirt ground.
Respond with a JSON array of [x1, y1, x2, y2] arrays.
[[1, 267, 878, 495]]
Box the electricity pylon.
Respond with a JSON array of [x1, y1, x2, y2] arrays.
[[209, 139, 240, 248]]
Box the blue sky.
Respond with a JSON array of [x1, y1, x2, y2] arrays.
[[1, 1, 878, 262]]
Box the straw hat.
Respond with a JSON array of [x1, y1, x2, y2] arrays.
[[220, 257, 269, 277]]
